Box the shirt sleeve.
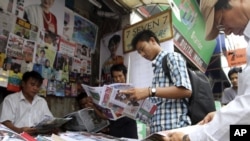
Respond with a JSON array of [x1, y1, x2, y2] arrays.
[[40, 98, 53, 118], [166, 52, 192, 90], [189, 94, 250, 141], [0, 96, 15, 123]]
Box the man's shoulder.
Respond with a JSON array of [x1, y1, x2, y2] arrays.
[[35, 95, 47, 102], [5, 92, 20, 99], [223, 87, 234, 93]]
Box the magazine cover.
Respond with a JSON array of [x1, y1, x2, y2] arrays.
[[0, 124, 27, 141]]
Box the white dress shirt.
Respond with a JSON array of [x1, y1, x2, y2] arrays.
[[0, 91, 53, 127], [188, 21, 250, 141]]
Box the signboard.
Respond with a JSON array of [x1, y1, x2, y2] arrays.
[[173, 27, 207, 72], [165, 0, 217, 72], [123, 9, 173, 53], [227, 48, 247, 67]]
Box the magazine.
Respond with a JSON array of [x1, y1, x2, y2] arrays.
[[0, 124, 27, 141], [59, 131, 123, 141], [35, 116, 72, 133], [81, 83, 157, 123], [64, 108, 110, 133], [142, 125, 202, 141]]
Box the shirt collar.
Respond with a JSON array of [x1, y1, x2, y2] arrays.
[[152, 50, 167, 67], [19, 91, 39, 103]]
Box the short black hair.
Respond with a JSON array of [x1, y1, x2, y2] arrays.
[[40, 49, 45, 53], [228, 67, 241, 79], [76, 92, 87, 102], [22, 71, 44, 84], [110, 64, 127, 77], [108, 35, 121, 48], [215, 0, 231, 11], [131, 30, 160, 50]]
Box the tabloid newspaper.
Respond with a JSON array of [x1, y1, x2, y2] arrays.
[[81, 83, 157, 123]]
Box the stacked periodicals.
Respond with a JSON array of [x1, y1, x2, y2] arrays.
[[0, 124, 35, 141]]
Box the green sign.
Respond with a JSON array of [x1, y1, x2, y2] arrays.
[[160, 0, 216, 72]]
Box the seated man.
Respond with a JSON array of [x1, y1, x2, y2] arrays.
[[0, 71, 53, 135], [80, 64, 138, 139]]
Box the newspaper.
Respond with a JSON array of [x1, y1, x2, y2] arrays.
[[35, 116, 72, 133], [64, 108, 110, 133], [142, 125, 202, 141], [81, 83, 157, 123]]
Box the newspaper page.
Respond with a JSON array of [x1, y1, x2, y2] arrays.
[[35, 116, 72, 133], [81, 83, 157, 122], [81, 84, 103, 104], [64, 108, 110, 133], [94, 103, 122, 120]]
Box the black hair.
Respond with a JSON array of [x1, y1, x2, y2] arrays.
[[108, 35, 121, 48], [22, 71, 44, 84], [40, 49, 45, 53], [131, 30, 160, 50], [215, 0, 231, 11], [228, 67, 241, 79], [76, 92, 87, 101], [110, 64, 127, 77]]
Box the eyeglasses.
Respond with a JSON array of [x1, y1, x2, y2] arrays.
[[216, 10, 225, 31]]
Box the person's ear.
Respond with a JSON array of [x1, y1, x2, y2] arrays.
[[150, 37, 157, 44]]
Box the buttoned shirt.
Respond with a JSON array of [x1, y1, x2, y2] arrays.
[[0, 91, 53, 128], [149, 51, 192, 133], [189, 21, 250, 141]]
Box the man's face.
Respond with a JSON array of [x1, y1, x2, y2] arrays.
[[108, 41, 119, 55], [136, 38, 158, 61], [40, 51, 45, 57], [22, 78, 42, 98], [230, 73, 238, 88], [41, 0, 55, 9], [112, 70, 126, 83], [79, 98, 87, 109], [214, 3, 248, 36]]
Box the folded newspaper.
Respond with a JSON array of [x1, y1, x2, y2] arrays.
[[81, 83, 157, 123], [64, 108, 110, 133], [35, 116, 72, 133]]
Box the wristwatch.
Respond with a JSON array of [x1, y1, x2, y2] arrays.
[[151, 87, 156, 97]]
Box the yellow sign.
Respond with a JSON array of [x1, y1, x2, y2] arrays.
[[123, 9, 173, 53]]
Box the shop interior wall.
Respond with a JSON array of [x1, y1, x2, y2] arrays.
[[0, 0, 124, 117], [47, 1, 124, 117]]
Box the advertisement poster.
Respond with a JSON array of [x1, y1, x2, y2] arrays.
[[99, 30, 124, 85]]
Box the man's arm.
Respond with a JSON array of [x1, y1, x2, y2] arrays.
[[120, 86, 191, 101], [2, 120, 37, 134], [85, 97, 108, 120]]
